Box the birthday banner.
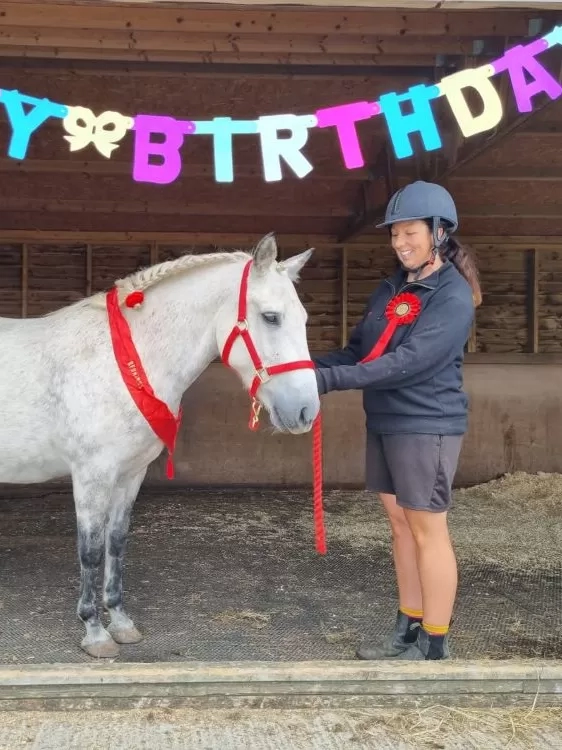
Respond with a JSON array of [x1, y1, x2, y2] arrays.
[[0, 25, 560, 185]]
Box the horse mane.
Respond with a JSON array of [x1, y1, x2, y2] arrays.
[[86, 247, 253, 308], [116, 249, 251, 297]]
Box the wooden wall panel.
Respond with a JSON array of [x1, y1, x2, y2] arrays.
[[0, 64, 559, 239], [157, 244, 232, 261], [0, 244, 22, 316], [472, 247, 528, 353], [0, 240, 341, 351], [342, 243, 532, 354], [27, 243, 86, 315], [159, 240, 341, 350], [345, 245, 396, 335], [1, 237, 561, 357], [538, 249, 562, 353], [0, 211, 345, 236], [90, 245, 150, 293], [0, 171, 361, 210], [0, 69, 419, 121], [297, 247, 341, 351]]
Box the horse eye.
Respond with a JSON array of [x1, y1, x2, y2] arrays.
[[262, 312, 281, 325]]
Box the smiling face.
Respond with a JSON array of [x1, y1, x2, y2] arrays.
[[390, 219, 443, 275]]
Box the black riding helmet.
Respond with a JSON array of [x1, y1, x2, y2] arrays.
[[377, 181, 459, 279]]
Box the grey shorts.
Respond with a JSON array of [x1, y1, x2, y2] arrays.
[[366, 432, 463, 513]]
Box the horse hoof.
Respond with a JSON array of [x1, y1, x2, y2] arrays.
[[107, 624, 144, 644], [81, 636, 120, 659]]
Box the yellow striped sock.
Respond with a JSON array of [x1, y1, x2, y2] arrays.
[[400, 606, 423, 619], [422, 622, 450, 636]]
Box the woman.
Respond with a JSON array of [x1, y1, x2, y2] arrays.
[[314, 180, 482, 661]]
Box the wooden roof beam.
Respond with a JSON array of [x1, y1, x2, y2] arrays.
[[0, 54, 438, 79], [0, 28, 515, 57], [0, 197, 558, 219], [0, 197, 353, 217], [0, 47, 480, 71], [0, 3, 548, 38], [1, 229, 559, 247]]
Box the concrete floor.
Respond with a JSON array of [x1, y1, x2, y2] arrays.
[[1, 706, 562, 750]]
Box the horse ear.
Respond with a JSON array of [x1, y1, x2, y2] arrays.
[[253, 232, 278, 275], [279, 248, 314, 283]]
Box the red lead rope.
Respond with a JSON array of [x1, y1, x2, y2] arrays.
[[221, 259, 326, 555], [312, 412, 326, 555], [311, 292, 421, 556]]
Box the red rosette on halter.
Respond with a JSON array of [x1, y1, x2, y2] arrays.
[[361, 292, 421, 364]]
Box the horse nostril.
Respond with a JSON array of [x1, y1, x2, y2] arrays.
[[299, 406, 312, 426]]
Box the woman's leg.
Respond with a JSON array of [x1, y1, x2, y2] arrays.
[[356, 493, 424, 659], [379, 492, 423, 614], [403, 508, 457, 627], [357, 432, 427, 659], [382, 433, 464, 660]]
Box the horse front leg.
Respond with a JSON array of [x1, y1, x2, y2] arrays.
[[103, 469, 146, 645], [73, 472, 119, 658]]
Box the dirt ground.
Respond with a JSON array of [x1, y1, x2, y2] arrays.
[[1, 705, 562, 749], [1, 470, 562, 664], [324, 470, 562, 568], [1, 472, 562, 747]]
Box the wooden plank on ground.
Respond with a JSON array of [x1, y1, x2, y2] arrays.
[[0, 659, 561, 711]]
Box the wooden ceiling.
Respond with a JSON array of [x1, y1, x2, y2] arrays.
[[0, 0, 560, 241], [0, 1, 554, 67]]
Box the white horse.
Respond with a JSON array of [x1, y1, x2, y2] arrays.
[[0, 233, 319, 658]]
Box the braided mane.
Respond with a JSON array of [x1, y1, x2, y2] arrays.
[[88, 248, 252, 307]]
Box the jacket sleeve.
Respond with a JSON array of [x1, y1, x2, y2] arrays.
[[316, 293, 474, 393]]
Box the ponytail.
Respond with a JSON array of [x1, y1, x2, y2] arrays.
[[422, 219, 482, 307], [440, 235, 482, 307]]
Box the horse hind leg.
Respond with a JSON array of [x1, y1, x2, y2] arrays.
[[103, 469, 146, 645], [73, 472, 119, 658]]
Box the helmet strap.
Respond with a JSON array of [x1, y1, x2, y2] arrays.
[[408, 249, 437, 281], [405, 219, 449, 281]]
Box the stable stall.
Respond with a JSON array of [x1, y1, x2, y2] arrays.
[[0, 0, 561, 706]]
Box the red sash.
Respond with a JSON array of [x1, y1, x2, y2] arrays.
[[106, 287, 182, 479]]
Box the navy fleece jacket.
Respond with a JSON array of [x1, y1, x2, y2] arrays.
[[314, 260, 475, 435]]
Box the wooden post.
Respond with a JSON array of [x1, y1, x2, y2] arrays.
[[85, 244, 92, 297], [21, 244, 28, 318], [340, 246, 348, 347], [467, 319, 477, 353], [526, 248, 539, 353], [150, 242, 158, 265]]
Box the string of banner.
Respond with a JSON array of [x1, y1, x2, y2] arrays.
[[0, 25, 560, 185]]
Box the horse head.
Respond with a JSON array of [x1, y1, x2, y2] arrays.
[[217, 233, 320, 434]]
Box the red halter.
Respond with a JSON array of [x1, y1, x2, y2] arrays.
[[220, 259, 315, 427], [221, 258, 326, 555]]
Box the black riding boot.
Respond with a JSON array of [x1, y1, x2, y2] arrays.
[[356, 610, 422, 660], [395, 626, 450, 661]]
